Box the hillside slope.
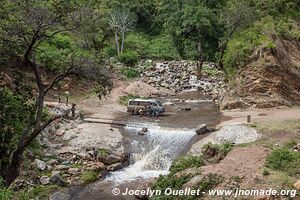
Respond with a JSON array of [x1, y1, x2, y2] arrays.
[[221, 37, 300, 109]]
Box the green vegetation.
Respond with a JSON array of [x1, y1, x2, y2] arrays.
[[118, 51, 139, 67], [0, 178, 13, 200], [169, 155, 204, 174], [266, 147, 300, 176], [202, 142, 233, 162], [196, 174, 224, 192], [263, 168, 271, 176], [120, 67, 140, 79], [97, 148, 109, 158], [253, 119, 300, 132], [80, 171, 99, 184]]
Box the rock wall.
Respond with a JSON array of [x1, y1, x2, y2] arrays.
[[220, 38, 300, 109]]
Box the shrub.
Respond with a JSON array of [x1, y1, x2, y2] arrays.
[[97, 148, 109, 158], [262, 168, 271, 176], [80, 171, 99, 184], [0, 178, 14, 200], [197, 174, 224, 192], [120, 67, 140, 79], [118, 51, 138, 66], [170, 155, 204, 174], [151, 174, 191, 200], [201, 142, 233, 162], [266, 147, 300, 176]]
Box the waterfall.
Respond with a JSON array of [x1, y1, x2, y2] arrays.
[[105, 124, 196, 184]]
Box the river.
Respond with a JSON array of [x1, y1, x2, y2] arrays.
[[51, 91, 225, 200]]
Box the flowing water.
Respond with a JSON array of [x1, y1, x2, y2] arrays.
[[52, 92, 224, 199], [106, 124, 196, 184]]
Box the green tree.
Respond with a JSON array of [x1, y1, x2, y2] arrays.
[[0, 0, 112, 186], [166, 2, 219, 78]]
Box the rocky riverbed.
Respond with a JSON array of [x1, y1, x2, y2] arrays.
[[138, 60, 226, 98]]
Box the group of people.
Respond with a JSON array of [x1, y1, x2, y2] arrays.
[[135, 104, 159, 119]]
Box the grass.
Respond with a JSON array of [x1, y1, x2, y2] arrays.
[[169, 155, 204, 174], [253, 119, 300, 132], [201, 142, 233, 162], [97, 148, 109, 158], [202, 65, 221, 77], [266, 147, 300, 176], [80, 171, 99, 184], [15, 185, 59, 200], [120, 67, 140, 79]]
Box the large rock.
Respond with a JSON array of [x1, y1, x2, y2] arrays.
[[50, 191, 71, 200], [195, 124, 208, 135], [182, 175, 204, 190], [85, 162, 105, 171], [175, 168, 198, 178], [50, 173, 66, 186], [40, 176, 50, 185], [34, 159, 47, 171], [67, 168, 79, 175], [294, 180, 300, 190], [107, 163, 123, 171], [103, 155, 122, 165]]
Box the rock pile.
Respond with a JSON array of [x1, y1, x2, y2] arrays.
[[139, 60, 226, 96]]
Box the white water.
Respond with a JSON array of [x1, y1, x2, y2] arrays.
[[105, 124, 196, 184]]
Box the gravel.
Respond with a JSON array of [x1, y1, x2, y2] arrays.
[[190, 124, 259, 155]]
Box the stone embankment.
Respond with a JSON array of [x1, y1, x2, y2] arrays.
[[13, 102, 127, 190]]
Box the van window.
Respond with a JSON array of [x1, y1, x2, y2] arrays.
[[129, 101, 139, 105], [139, 101, 149, 106]]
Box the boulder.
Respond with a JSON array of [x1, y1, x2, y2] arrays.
[[50, 173, 66, 186], [182, 175, 204, 190], [107, 163, 123, 171], [85, 162, 105, 171], [34, 159, 47, 171], [294, 180, 300, 190], [40, 176, 50, 185], [184, 107, 191, 111], [67, 168, 79, 175], [195, 124, 208, 135], [47, 159, 59, 165], [49, 191, 71, 200], [103, 155, 122, 165], [175, 168, 198, 178], [141, 127, 148, 133], [56, 165, 69, 170]]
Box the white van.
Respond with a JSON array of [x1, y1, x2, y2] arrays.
[[127, 99, 165, 115]]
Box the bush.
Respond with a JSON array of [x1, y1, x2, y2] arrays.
[[0, 178, 14, 200], [151, 174, 191, 200], [97, 148, 109, 158], [266, 147, 300, 176], [80, 171, 99, 184], [170, 155, 204, 174], [201, 142, 233, 162], [262, 168, 271, 176], [197, 174, 224, 192], [124, 33, 180, 60], [120, 67, 140, 79], [118, 51, 138, 66]]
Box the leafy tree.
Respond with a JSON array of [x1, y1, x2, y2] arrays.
[[0, 0, 112, 186], [166, 2, 219, 78], [218, 0, 256, 69]]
